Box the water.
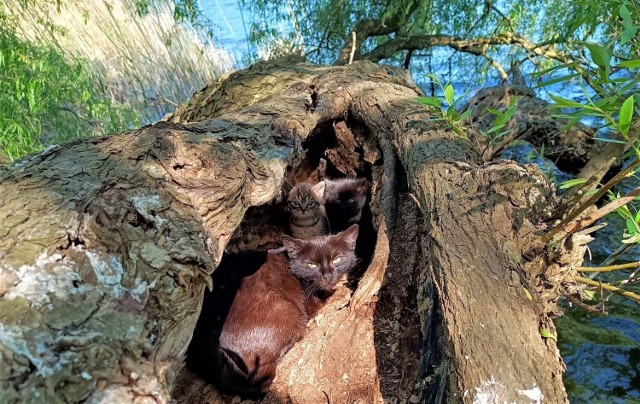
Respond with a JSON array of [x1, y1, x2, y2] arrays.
[[201, 0, 252, 64], [200, 3, 640, 401]]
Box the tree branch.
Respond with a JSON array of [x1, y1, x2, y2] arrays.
[[483, 54, 508, 79], [575, 276, 640, 303], [361, 32, 566, 63], [335, 19, 396, 65], [548, 184, 640, 241]]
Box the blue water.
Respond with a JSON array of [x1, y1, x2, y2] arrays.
[[201, 0, 253, 64], [200, 3, 640, 401]]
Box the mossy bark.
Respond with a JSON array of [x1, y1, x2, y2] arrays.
[[0, 57, 584, 403]]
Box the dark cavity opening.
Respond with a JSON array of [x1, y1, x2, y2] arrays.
[[174, 117, 378, 402]]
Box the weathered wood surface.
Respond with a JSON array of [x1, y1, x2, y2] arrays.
[[0, 58, 587, 403]]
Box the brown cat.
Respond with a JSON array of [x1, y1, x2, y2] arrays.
[[209, 225, 359, 397], [286, 181, 328, 239], [323, 178, 368, 233]]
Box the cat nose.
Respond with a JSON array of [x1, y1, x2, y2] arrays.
[[323, 267, 336, 282]]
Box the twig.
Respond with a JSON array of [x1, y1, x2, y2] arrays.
[[482, 54, 508, 80], [575, 276, 640, 303], [556, 185, 640, 239], [403, 49, 413, 69], [543, 158, 640, 242], [600, 242, 635, 266], [579, 261, 640, 272], [553, 161, 612, 220], [408, 193, 422, 209], [575, 222, 607, 236], [564, 293, 605, 314], [348, 31, 356, 65]]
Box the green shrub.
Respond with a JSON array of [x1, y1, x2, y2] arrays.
[[0, 27, 138, 161]]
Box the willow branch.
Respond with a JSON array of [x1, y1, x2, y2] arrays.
[[348, 31, 356, 65], [564, 293, 605, 314], [361, 32, 566, 64], [543, 157, 640, 242], [483, 54, 508, 79], [550, 185, 640, 241], [335, 19, 396, 64], [579, 261, 640, 272], [575, 276, 640, 303]]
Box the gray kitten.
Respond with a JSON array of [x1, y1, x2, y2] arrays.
[[286, 182, 328, 239]]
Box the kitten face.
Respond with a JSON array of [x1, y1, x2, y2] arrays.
[[323, 178, 368, 224], [286, 182, 325, 223], [282, 224, 359, 292]]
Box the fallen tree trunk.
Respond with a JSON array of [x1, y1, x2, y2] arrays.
[[0, 57, 585, 403]]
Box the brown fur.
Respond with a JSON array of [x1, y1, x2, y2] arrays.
[[212, 225, 359, 396]]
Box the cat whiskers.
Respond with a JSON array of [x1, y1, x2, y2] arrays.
[[303, 282, 321, 299]]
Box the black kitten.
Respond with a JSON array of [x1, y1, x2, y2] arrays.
[[323, 178, 368, 232], [195, 225, 359, 398]]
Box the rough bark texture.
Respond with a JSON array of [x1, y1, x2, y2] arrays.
[[0, 58, 587, 403]]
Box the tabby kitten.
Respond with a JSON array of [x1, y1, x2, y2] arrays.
[[210, 225, 359, 397], [323, 178, 368, 232], [286, 181, 328, 239]]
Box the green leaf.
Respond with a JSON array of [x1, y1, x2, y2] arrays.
[[458, 110, 472, 121], [619, 5, 633, 30], [594, 96, 618, 108], [619, 95, 635, 136], [540, 328, 557, 341], [626, 218, 638, 235], [425, 73, 442, 86], [585, 43, 612, 78], [417, 97, 442, 108], [497, 100, 518, 124], [549, 95, 587, 109], [595, 137, 628, 144], [617, 60, 640, 68], [484, 123, 506, 135], [559, 178, 587, 189], [582, 290, 596, 300], [621, 27, 638, 45], [534, 73, 581, 89], [444, 84, 454, 106], [531, 62, 578, 78], [617, 204, 633, 220]]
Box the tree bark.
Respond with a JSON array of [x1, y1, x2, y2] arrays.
[[0, 58, 585, 403]]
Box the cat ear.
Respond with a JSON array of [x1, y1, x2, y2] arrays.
[[311, 181, 325, 200], [281, 235, 306, 256], [355, 178, 368, 193], [337, 224, 359, 249], [282, 179, 294, 196]]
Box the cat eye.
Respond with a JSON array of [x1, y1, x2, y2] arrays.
[[307, 201, 316, 207], [291, 201, 300, 207], [332, 257, 342, 264], [308, 263, 318, 269], [348, 198, 355, 204]]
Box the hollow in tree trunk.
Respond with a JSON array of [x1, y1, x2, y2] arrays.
[[0, 57, 586, 403]]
